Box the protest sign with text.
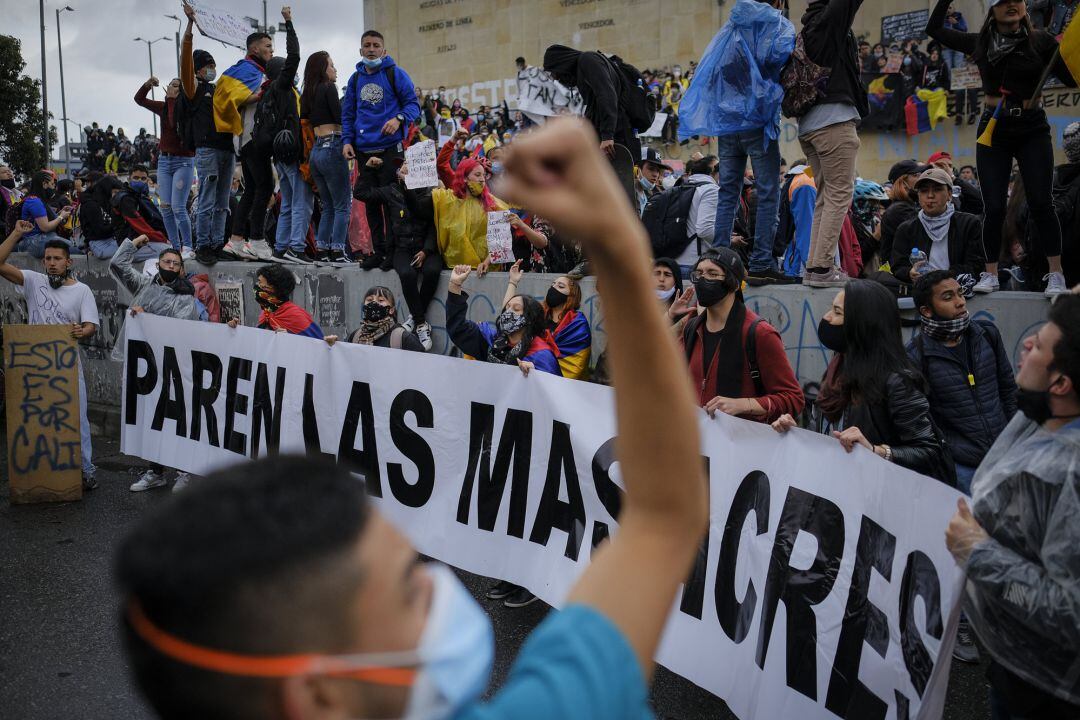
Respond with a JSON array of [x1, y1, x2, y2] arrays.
[[515, 66, 585, 125], [121, 314, 962, 720], [404, 140, 439, 189], [486, 212, 515, 264], [184, 0, 253, 49]]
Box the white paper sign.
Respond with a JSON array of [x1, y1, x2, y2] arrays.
[[404, 140, 438, 189], [486, 211, 514, 264], [639, 111, 669, 138], [515, 66, 586, 125], [122, 313, 964, 720], [184, 0, 254, 49]]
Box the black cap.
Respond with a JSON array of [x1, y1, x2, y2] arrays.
[[193, 49, 216, 73], [888, 159, 929, 184], [693, 246, 746, 284], [639, 147, 673, 171]]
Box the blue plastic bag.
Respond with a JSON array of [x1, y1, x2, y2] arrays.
[[678, 0, 795, 142]]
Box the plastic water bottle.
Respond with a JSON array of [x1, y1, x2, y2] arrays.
[[910, 248, 929, 276]]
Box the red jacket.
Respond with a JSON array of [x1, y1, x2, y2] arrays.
[[680, 308, 805, 423]]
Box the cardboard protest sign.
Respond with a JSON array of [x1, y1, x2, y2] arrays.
[[5, 325, 82, 504], [404, 140, 439, 189], [486, 211, 515, 264], [184, 0, 252, 49]]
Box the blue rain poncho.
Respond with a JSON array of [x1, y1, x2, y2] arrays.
[[677, 0, 795, 142]]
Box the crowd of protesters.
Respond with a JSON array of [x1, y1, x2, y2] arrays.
[[2, 2, 1080, 717]]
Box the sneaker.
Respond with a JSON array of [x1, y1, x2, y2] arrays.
[[129, 469, 167, 492], [172, 472, 191, 493], [1044, 271, 1068, 297], [82, 474, 98, 491], [485, 580, 518, 600], [195, 246, 219, 265], [972, 271, 1000, 294], [803, 266, 849, 288], [180, 246, 196, 260], [271, 249, 296, 264], [379, 256, 394, 272], [401, 315, 415, 333], [746, 267, 797, 287], [238, 241, 261, 261], [328, 249, 353, 266], [360, 253, 385, 270], [248, 239, 274, 261], [221, 238, 247, 259], [282, 248, 314, 265], [416, 322, 433, 351], [953, 618, 981, 664], [503, 587, 539, 608]]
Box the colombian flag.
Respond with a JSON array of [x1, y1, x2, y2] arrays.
[[1061, 14, 1080, 84], [867, 76, 893, 110], [904, 96, 932, 136], [551, 310, 592, 380], [214, 57, 266, 136], [916, 88, 949, 128]]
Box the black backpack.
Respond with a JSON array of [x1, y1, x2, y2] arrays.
[[253, 86, 299, 160], [602, 53, 657, 133], [642, 182, 704, 259], [773, 174, 796, 258], [682, 313, 767, 396], [115, 189, 166, 235], [174, 82, 209, 152]]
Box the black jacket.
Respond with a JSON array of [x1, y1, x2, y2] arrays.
[[907, 321, 1017, 467], [258, 20, 301, 159], [843, 371, 953, 483], [364, 170, 437, 256], [801, 0, 869, 117], [346, 324, 424, 352], [544, 46, 628, 142], [185, 79, 233, 151], [956, 178, 983, 216], [890, 210, 986, 283], [880, 198, 918, 262]]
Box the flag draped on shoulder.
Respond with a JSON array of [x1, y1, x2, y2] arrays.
[[214, 57, 265, 136]]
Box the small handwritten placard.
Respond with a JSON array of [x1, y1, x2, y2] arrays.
[[486, 211, 515, 264], [405, 139, 439, 189]]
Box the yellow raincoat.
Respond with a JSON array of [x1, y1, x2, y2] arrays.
[[432, 189, 509, 267]]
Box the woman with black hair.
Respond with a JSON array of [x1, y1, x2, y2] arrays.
[[80, 176, 127, 259], [772, 279, 955, 484], [345, 286, 424, 352], [226, 264, 325, 340], [928, 0, 1076, 296], [16, 171, 76, 257], [445, 263, 560, 378]]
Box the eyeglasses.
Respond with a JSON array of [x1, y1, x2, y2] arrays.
[[690, 271, 725, 282]]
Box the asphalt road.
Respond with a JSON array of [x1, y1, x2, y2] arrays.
[[0, 436, 991, 720]]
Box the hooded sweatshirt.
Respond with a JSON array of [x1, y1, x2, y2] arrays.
[[342, 55, 421, 153]]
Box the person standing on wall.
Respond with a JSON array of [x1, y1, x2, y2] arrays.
[[341, 30, 421, 270], [928, 0, 1077, 296]]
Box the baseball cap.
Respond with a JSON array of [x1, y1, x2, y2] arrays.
[[693, 246, 746, 284], [927, 151, 952, 164], [888, 159, 930, 184], [913, 166, 954, 189], [639, 147, 673, 171]]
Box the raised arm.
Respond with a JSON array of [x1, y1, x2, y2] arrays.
[[927, 0, 978, 55], [0, 221, 33, 286], [109, 237, 152, 295], [446, 265, 492, 360], [502, 119, 708, 677], [135, 78, 166, 116], [276, 7, 300, 91], [437, 134, 463, 188], [181, 3, 196, 100]]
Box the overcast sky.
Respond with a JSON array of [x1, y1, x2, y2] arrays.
[[6, 0, 366, 153]]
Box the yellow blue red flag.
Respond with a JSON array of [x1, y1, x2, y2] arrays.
[[213, 57, 265, 136]]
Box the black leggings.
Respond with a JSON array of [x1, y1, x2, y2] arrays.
[[976, 108, 1062, 263], [235, 143, 274, 240], [363, 146, 405, 257], [393, 247, 442, 324]]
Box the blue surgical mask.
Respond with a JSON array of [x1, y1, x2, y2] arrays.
[[361, 56, 384, 70], [639, 176, 654, 192], [476, 113, 486, 123], [129, 180, 149, 194], [202, 68, 216, 82], [903, 56, 912, 67], [491, 160, 504, 175]]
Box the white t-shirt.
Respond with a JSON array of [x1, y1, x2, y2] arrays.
[[15, 269, 100, 327]]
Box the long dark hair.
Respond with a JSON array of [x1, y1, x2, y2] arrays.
[[29, 170, 53, 198], [300, 51, 331, 117], [973, 6, 1035, 62], [840, 280, 922, 405], [507, 294, 547, 348]]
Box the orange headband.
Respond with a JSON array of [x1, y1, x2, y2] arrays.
[[127, 601, 417, 687]]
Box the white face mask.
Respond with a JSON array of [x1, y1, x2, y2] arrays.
[[655, 286, 676, 301], [661, 175, 676, 191]]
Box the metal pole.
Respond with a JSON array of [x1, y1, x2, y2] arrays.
[[175, 30, 181, 76], [148, 43, 158, 139], [263, 0, 268, 31], [56, 9, 70, 177], [39, 0, 50, 164]]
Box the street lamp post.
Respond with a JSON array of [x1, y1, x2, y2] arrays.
[[133, 37, 170, 139], [56, 6, 74, 177], [39, 0, 50, 164], [165, 14, 182, 76]]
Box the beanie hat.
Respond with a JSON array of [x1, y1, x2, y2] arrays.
[[193, 50, 216, 73], [1065, 122, 1080, 164]]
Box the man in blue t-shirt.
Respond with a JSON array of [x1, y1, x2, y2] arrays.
[[114, 119, 708, 720]]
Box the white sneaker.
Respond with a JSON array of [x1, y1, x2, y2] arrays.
[[238, 241, 261, 261], [416, 322, 433, 351], [248, 239, 274, 261], [221, 238, 247, 259], [972, 271, 999, 294], [180, 246, 196, 260], [130, 469, 167, 492], [1044, 271, 1068, 297], [401, 314, 415, 333], [172, 472, 191, 493]]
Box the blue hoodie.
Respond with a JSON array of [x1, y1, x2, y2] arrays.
[[342, 55, 421, 152]]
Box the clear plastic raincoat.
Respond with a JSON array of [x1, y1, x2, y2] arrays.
[[966, 413, 1080, 704], [677, 0, 795, 143]]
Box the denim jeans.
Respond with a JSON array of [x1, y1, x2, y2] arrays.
[[275, 161, 314, 253], [157, 153, 195, 250], [714, 130, 781, 272], [955, 463, 977, 496], [18, 232, 82, 258], [88, 239, 170, 261], [78, 362, 94, 478], [309, 135, 351, 251], [195, 146, 235, 249]]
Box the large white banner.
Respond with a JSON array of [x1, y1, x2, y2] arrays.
[[515, 66, 585, 125], [122, 314, 963, 720], [184, 0, 252, 49]]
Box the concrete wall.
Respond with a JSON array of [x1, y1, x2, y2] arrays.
[[0, 255, 1050, 413]]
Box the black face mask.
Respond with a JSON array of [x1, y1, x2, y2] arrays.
[[817, 318, 847, 353], [693, 278, 731, 308], [363, 300, 391, 323], [1014, 377, 1079, 425], [545, 286, 568, 309], [158, 268, 181, 284], [0, 178, 14, 190], [47, 269, 71, 289], [41, 187, 55, 201]]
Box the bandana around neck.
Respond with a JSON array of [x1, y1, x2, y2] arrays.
[[920, 313, 971, 343]]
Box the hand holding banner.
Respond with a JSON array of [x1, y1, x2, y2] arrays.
[[183, 0, 253, 49]]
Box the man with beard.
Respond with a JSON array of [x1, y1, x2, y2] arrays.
[[0, 221, 100, 489], [111, 234, 208, 492], [946, 292, 1080, 719]]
